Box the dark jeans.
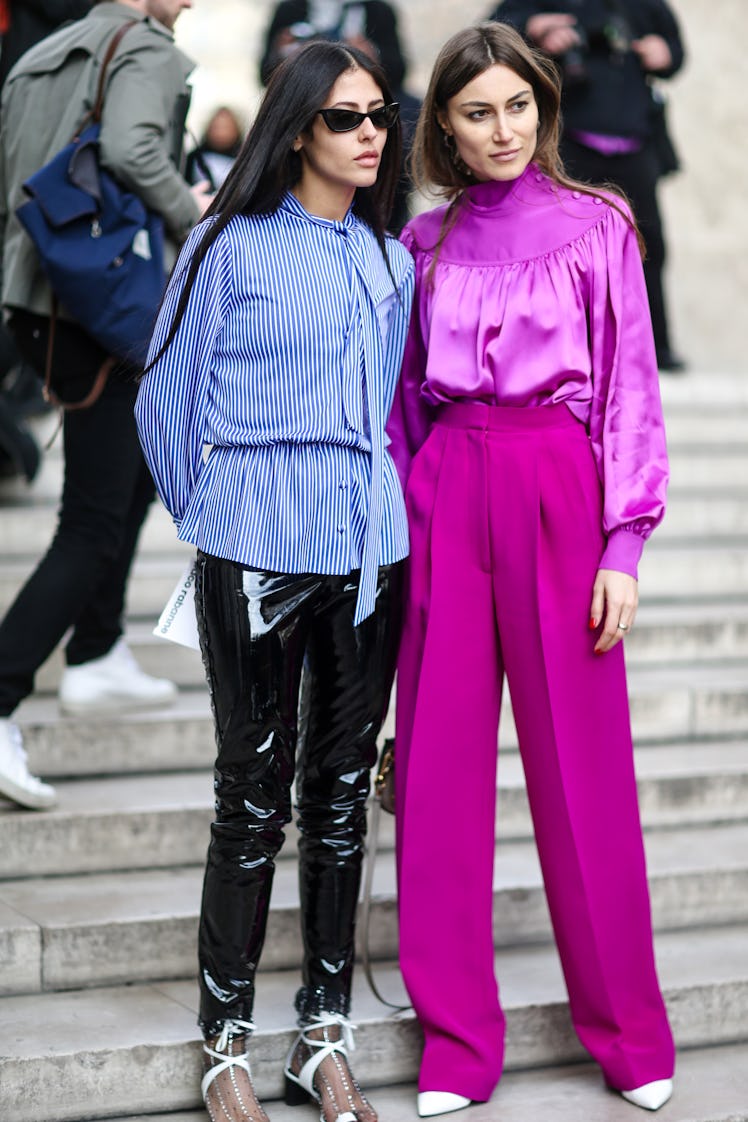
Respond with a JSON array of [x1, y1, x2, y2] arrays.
[[194, 556, 403, 1035], [0, 313, 155, 716], [560, 136, 673, 358]]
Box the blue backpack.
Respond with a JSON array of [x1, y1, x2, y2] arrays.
[[15, 21, 166, 371]]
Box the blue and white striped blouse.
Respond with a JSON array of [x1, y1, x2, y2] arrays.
[[135, 192, 414, 624]]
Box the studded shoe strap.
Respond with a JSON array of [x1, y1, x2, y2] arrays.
[[293, 1013, 356, 1096], [201, 1019, 255, 1100]]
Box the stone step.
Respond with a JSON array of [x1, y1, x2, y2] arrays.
[[2, 536, 744, 620], [24, 600, 748, 700], [13, 657, 748, 784], [10, 491, 748, 561], [664, 489, 748, 536], [623, 600, 748, 664], [639, 539, 748, 601], [658, 372, 748, 409], [0, 499, 188, 557], [667, 447, 748, 488], [1, 819, 747, 996], [14, 690, 214, 779], [33, 625, 205, 693], [2, 739, 747, 879], [1, 923, 746, 1122], [85, 1040, 748, 1122]]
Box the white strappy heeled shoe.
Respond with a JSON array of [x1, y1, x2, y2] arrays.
[[202, 1019, 268, 1121], [283, 1011, 372, 1121]]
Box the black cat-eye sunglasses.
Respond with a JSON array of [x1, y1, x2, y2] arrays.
[[317, 103, 400, 133]]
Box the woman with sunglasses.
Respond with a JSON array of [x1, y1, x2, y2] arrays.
[[388, 22, 673, 1119], [136, 40, 411, 1122]]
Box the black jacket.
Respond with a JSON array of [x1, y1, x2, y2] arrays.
[[0, 0, 92, 88], [260, 0, 406, 88], [489, 0, 685, 139]]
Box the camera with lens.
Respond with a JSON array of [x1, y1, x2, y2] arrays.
[[559, 8, 634, 87]]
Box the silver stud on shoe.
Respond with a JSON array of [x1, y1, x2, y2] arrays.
[[202, 1019, 269, 1122], [284, 1012, 375, 1121]]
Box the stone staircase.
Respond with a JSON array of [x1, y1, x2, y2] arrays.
[[1, 372, 748, 1122]]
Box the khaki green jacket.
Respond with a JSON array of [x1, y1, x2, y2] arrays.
[[0, 1, 199, 317]]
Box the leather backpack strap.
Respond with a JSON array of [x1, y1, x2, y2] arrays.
[[91, 20, 139, 122], [43, 298, 115, 413], [74, 19, 139, 137]]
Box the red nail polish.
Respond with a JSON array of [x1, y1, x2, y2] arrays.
[[589, 617, 597, 630], [594, 648, 604, 657]]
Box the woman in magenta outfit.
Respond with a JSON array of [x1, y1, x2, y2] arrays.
[[387, 22, 675, 1119]]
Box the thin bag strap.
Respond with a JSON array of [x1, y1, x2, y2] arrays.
[[43, 297, 115, 415], [360, 795, 411, 1012]]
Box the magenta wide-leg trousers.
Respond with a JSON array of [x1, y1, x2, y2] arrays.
[[395, 403, 674, 1102]]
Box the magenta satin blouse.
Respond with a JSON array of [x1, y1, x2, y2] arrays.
[[387, 163, 669, 577]]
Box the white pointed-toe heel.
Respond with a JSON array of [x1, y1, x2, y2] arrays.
[[620, 1079, 673, 1110], [418, 1091, 472, 1117]]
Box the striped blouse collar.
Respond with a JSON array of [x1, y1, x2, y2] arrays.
[[280, 190, 357, 231]]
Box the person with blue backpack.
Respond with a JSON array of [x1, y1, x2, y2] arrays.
[[0, 0, 212, 810]]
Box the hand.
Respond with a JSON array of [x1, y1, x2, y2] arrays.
[[526, 13, 581, 55], [190, 180, 214, 218], [589, 569, 638, 654], [631, 34, 672, 71]]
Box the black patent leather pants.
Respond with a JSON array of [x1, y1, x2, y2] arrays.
[[194, 554, 402, 1036]]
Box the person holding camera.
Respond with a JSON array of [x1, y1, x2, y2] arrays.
[[259, 0, 405, 88], [490, 0, 686, 372]]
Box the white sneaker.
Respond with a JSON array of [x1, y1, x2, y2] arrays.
[[0, 719, 58, 810], [620, 1079, 673, 1111], [58, 638, 178, 716]]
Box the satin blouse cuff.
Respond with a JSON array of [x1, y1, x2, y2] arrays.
[[599, 527, 645, 579]]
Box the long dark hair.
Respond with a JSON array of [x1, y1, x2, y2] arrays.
[[153, 40, 402, 361], [411, 22, 643, 266]]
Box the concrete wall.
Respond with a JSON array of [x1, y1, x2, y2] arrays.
[[176, 1, 748, 373]]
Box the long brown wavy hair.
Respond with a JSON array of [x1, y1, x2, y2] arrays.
[[410, 22, 643, 264]]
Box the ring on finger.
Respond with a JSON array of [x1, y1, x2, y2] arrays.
[[617, 622, 630, 632]]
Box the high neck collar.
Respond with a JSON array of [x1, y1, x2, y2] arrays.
[[463, 163, 537, 213], [282, 190, 356, 230]]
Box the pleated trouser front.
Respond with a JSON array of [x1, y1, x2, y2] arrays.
[[395, 402, 675, 1102]]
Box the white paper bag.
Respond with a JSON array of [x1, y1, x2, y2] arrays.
[[153, 563, 200, 649]]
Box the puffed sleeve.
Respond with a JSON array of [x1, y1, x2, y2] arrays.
[[134, 221, 232, 525], [386, 225, 437, 490], [587, 204, 669, 577]]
